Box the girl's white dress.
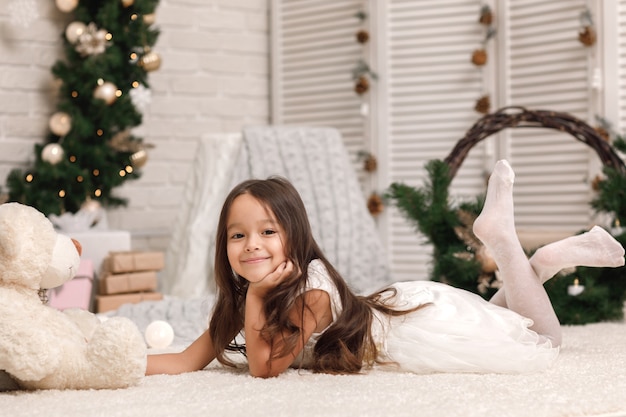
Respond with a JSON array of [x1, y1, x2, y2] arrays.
[[297, 259, 559, 374]]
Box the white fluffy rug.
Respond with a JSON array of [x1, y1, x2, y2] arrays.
[[1, 322, 626, 417]]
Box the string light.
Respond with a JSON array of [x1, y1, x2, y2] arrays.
[[97, 129, 104, 136], [77, 175, 84, 182], [71, 90, 78, 98], [58, 190, 66, 198], [119, 169, 126, 177], [25, 174, 33, 182], [93, 169, 100, 176], [125, 165, 133, 173], [69, 155, 77, 162], [94, 189, 102, 197]]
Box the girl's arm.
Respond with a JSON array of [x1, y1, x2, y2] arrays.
[[245, 287, 331, 378], [145, 329, 216, 375]]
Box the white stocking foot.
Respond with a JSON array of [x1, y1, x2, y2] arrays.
[[472, 160, 517, 256], [530, 226, 626, 282]]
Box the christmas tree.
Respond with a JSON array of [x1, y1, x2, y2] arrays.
[[6, 0, 160, 216]]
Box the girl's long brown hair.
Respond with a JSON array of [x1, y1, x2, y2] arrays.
[[209, 177, 417, 373]]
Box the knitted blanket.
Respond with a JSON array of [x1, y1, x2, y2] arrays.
[[162, 127, 389, 298]]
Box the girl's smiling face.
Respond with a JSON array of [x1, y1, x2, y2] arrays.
[[226, 193, 288, 283]]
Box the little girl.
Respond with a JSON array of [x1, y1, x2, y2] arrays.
[[147, 160, 625, 377]]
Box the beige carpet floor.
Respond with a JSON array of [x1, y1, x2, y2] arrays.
[[1, 322, 626, 417]]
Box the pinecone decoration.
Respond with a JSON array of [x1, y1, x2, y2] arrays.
[[356, 30, 369, 44], [595, 126, 610, 142], [591, 174, 603, 191], [354, 76, 369, 95], [363, 154, 377, 172], [471, 49, 487, 66], [367, 193, 384, 216], [578, 26, 596, 46], [474, 95, 491, 114], [479, 6, 493, 25]]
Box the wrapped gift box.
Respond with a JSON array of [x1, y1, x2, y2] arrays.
[[103, 251, 165, 274], [99, 270, 158, 295], [96, 292, 163, 313], [69, 230, 131, 277], [48, 259, 95, 311]]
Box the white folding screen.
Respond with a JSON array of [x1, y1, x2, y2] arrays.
[[381, 0, 490, 281], [503, 0, 594, 230], [272, 0, 619, 283], [270, 0, 373, 186]]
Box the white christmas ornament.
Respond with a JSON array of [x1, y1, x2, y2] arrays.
[[55, 0, 78, 13], [93, 81, 118, 105], [49, 112, 72, 136], [145, 320, 174, 349], [129, 84, 151, 113], [41, 143, 65, 165], [65, 21, 87, 44], [8, 0, 38, 28]]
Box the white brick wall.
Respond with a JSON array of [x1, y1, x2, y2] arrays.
[[0, 0, 270, 252]]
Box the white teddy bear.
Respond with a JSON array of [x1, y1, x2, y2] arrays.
[[0, 202, 146, 390]]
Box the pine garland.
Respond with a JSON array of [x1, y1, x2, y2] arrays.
[[386, 106, 626, 324]]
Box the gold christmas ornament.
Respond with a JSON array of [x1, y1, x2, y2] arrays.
[[93, 81, 119, 105], [130, 149, 148, 168], [49, 112, 72, 136], [143, 13, 156, 25], [41, 143, 65, 165], [121, 0, 135, 7], [139, 50, 162, 72], [471, 49, 487, 66], [55, 0, 78, 13], [65, 21, 87, 44], [109, 130, 134, 151]]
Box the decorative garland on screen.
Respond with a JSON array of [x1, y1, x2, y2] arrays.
[[386, 106, 626, 324], [472, 4, 497, 114]]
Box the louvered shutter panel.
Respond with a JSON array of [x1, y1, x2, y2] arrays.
[[611, 0, 626, 132], [504, 0, 594, 231], [384, 0, 489, 281], [271, 0, 371, 181]]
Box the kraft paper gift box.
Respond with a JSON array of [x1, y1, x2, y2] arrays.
[[49, 259, 95, 311], [98, 270, 158, 295], [96, 292, 163, 313], [103, 251, 165, 273]]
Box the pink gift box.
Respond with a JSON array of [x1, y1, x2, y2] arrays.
[[48, 259, 95, 311]]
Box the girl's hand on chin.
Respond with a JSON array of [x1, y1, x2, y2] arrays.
[[248, 260, 295, 297]]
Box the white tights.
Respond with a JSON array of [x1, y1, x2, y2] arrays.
[[473, 160, 625, 347]]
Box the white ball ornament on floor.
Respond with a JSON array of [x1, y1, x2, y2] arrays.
[[49, 112, 72, 136], [41, 143, 65, 165], [145, 320, 174, 349]]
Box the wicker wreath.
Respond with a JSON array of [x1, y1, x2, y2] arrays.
[[386, 106, 626, 324], [442, 106, 626, 179]]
